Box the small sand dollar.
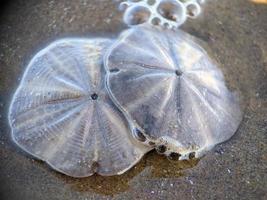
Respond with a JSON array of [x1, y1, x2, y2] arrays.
[[104, 25, 242, 159], [9, 38, 150, 177]]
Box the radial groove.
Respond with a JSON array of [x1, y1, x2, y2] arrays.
[[9, 38, 151, 177], [105, 25, 242, 158]]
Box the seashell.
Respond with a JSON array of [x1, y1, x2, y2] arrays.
[[120, 0, 204, 29], [104, 25, 242, 159], [8, 38, 151, 177]]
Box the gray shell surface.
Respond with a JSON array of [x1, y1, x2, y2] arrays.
[[105, 25, 242, 159], [8, 38, 150, 177]]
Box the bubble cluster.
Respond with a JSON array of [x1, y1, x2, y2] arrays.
[[120, 0, 205, 28]]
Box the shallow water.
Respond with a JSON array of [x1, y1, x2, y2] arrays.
[[0, 0, 266, 199]]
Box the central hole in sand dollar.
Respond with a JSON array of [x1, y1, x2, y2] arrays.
[[91, 93, 98, 100], [175, 69, 183, 76]]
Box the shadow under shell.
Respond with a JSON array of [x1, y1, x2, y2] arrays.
[[8, 38, 151, 177], [104, 25, 242, 159]]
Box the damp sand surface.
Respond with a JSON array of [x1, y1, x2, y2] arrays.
[[0, 0, 266, 199]]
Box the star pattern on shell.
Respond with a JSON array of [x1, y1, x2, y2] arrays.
[[104, 25, 242, 159], [8, 38, 151, 177]]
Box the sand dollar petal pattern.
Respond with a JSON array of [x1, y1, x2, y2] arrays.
[[9, 38, 150, 177], [105, 25, 242, 159]]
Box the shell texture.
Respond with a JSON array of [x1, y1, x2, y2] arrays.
[[8, 38, 151, 177], [120, 0, 205, 29], [105, 25, 242, 159]]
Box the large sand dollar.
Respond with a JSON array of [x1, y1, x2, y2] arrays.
[[105, 25, 242, 159]]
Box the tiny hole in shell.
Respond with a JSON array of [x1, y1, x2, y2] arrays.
[[156, 145, 167, 154], [175, 69, 183, 76], [135, 128, 146, 142], [189, 152, 196, 159], [148, 141, 156, 146], [168, 152, 181, 161], [91, 93, 98, 100], [110, 68, 120, 73]]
